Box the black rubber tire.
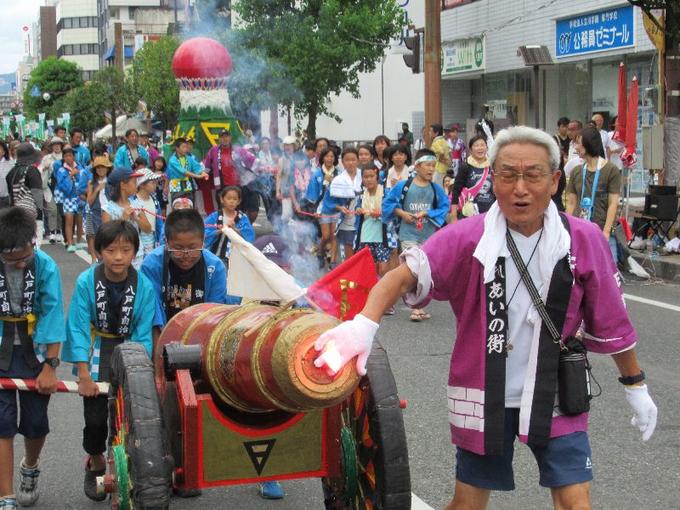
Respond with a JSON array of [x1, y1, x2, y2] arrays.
[[109, 342, 173, 510], [322, 341, 411, 509]]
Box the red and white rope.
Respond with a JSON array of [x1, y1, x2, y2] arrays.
[[0, 377, 110, 394]]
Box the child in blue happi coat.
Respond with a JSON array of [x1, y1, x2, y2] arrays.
[[204, 186, 255, 267], [62, 221, 155, 501], [141, 209, 239, 338], [0, 207, 65, 510]]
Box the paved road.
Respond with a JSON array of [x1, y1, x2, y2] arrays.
[[8, 244, 680, 510]]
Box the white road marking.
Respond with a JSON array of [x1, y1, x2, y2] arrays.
[[624, 294, 680, 313], [412, 493, 435, 510], [74, 249, 92, 265]]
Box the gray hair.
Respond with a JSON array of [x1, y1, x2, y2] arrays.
[[488, 126, 561, 171]]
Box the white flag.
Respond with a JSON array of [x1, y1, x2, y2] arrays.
[[224, 227, 305, 302]]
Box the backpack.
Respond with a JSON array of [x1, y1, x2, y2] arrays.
[[9, 164, 38, 217]]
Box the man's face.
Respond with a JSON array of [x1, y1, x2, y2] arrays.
[[127, 131, 139, 146], [428, 126, 436, 139], [558, 124, 568, 137], [402, 123, 409, 132], [220, 134, 231, 146], [63, 152, 75, 165], [55, 128, 66, 139], [71, 132, 82, 145], [492, 142, 560, 235], [177, 142, 189, 156], [567, 122, 580, 140], [592, 114, 604, 130], [449, 129, 459, 140]]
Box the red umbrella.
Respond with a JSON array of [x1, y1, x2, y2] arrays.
[[622, 76, 638, 168], [613, 62, 627, 144]]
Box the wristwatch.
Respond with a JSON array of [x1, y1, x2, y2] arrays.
[[618, 371, 645, 386], [44, 357, 60, 369]]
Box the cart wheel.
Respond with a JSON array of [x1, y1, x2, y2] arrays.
[[322, 341, 411, 510], [109, 342, 173, 510]]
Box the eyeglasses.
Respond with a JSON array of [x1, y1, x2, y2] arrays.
[[167, 248, 203, 258], [494, 170, 552, 185]]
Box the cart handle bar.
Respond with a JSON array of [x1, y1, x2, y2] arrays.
[[0, 377, 110, 394]]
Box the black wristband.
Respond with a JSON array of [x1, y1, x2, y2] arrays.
[[618, 371, 645, 386]]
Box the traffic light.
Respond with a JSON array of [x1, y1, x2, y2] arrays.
[[403, 34, 421, 74]]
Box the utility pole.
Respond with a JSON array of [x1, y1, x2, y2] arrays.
[[424, 0, 442, 131]]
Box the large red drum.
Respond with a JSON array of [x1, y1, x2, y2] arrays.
[[155, 302, 360, 413]]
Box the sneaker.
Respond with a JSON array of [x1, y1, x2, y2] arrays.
[[16, 459, 40, 507], [0, 497, 17, 510], [55, 231, 64, 243], [258, 481, 284, 499], [76, 241, 88, 250], [83, 456, 106, 502], [48, 232, 56, 244], [384, 305, 395, 316], [66, 245, 77, 253]]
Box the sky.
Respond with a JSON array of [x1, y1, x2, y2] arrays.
[[0, 0, 43, 75]]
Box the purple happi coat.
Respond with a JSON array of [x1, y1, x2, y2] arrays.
[[413, 213, 636, 455]]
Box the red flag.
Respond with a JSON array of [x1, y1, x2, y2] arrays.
[[622, 76, 638, 168], [306, 247, 378, 321], [613, 62, 627, 144]]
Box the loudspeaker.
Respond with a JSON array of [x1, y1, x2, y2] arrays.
[[648, 185, 677, 196], [644, 194, 679, 220]]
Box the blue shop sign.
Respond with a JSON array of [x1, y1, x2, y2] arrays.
[[556, 5, 635, 58]]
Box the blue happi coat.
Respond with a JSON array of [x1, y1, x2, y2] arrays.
[[62, 265, 155, 381], [0, 249, 65, 362]]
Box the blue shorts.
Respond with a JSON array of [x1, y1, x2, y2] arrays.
[[336, 229, 355, 246], [0, 346, 50, 439], [456, 408, 593, 490]]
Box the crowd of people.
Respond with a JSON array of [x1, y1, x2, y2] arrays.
[[0, 114, 655, 510]]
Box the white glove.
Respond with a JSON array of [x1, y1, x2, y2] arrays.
[[624, 384, 658, 441], [314, 314, 379, 376]]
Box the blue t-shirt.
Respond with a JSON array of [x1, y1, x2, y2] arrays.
[[399, 182, 436, 243]]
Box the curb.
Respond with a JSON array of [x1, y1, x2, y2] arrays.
[[630, 252, 680, 282]]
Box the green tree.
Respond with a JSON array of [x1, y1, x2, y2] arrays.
[[60, 82, 109, 138], [92, 66, 136, 146], [233, 0, 404, 138], [130, 36, 181, 130], [23, 57, 82, 117]]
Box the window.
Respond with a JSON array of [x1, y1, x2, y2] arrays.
[[64, 18, 72, 29]]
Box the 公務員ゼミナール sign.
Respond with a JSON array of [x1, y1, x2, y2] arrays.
[[556, 5, 635, 58]]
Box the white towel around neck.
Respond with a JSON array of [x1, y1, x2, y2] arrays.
[[329, 169, 362, 199], [473, 201, 571, 286]]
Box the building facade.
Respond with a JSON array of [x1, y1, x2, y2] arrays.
[[98, 0, 183, 69], [37, 6, 58, 61], [15, 56, 36, 97], [440, 0, 658, 138], [56, 0, 101, 81], [264, 0, 425, 144]]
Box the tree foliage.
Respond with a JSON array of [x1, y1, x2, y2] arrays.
[[130, 36, 181, 130], [232, 0, 404, 138], [23, 57, 83, 118]]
